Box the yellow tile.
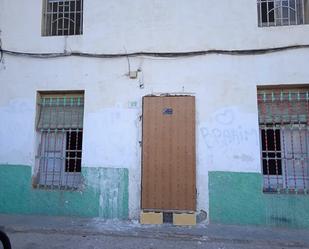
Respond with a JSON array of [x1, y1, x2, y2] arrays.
[[140, 211, 163, 225], [173, 213, 196, 226]]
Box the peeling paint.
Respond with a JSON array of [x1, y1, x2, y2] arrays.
[[0, 165, 129, 219]]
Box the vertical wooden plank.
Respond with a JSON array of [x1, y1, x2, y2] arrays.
[[141, 96, 196, 211]]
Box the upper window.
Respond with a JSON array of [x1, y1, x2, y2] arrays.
[[42, 0, 83, 36], [257, 0, 309, 27], [257, 87, 309, 194], [35, 92, 84, 189]]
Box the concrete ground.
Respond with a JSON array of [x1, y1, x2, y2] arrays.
[[1, 214, 309, 249]]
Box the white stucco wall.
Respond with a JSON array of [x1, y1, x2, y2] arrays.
[[1, 0, 309, 219], [1, 0, 309, 53]]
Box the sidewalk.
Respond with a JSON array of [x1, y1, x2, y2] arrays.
[[1, 214, 309, 248]]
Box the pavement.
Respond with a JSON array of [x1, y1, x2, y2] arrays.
[[1, 214, 309, 249]]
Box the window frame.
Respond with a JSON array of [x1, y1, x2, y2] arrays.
[[33, 91, 85, 190], [257, 0, 309, 27], [257, 87, 309, 194], [42, 0, 84, 37]]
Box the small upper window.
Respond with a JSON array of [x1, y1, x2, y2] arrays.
[[42, 0, 83, 36], [257, 0, 309, 27]]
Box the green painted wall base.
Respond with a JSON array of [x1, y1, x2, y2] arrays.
[[209, 171, 309, 228], [0, 165, 128, 219]]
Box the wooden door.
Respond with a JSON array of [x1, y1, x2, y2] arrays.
[[141, 96, 196, 211]]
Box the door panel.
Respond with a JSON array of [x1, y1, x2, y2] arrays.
[[141, 96, 196, 211]]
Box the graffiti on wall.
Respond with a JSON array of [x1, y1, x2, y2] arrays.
[[199, 107, 260, 171]]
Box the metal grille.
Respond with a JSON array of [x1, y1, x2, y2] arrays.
[[258, 88, 309, 194], [257, 0, 309, 26], [42, 0, 83, 36], [36, 93, 84, 189]]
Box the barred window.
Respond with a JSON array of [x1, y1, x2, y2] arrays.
[[35, 92, 84, 189], [258, 87, 309, 194], [257, 0, 309, 26], [42, 0, 83, 36]]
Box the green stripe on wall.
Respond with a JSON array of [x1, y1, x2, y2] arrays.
[[209, 171, 309, 228], [0, 165, 128, 219]]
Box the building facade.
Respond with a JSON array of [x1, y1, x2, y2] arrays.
[[1, 0, 309, 228]]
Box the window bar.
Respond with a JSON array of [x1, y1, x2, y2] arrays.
[[38, 98, 46, 188], [55, 1, 58, 35], [51, 129, 58, 188], [74, 0, 77, 35], [43, 97, 54, 188], [283, 0, 287, 24], [295, 0, 298, 24], [297, 92, 307, 191], [57, 1, 61, 36], [302, 0, 305, 24], [38, 132, 46, 188], [48, 97, 53, 128], [80, 0, 83, 34], [62, 96, 66, 129], [295, 0, 299, 25], [271, 92, 280, 190], [72, 97, 78, 188], [58, 128, 65, 188], [65, 98, 69, 187], [258, 1, 262, 26], [295, 0, 299, 24], [64, 97, 73, 189], [58, 97, 66, 188], [274, 0, 277, 26], [276, 0, 284, 26], [50, 2, 54, 36], [44, 130, 51, 188], [280, 0, 284, 26], [51, 97, 60, 188], [288, 92, 298, 192], [288, 0, 291, 25], [73, 97, 81, 188], [41, 132, 47, 188], [68, 96, 75, 188], [72, 130, 79, 188], [62, 1, 65, 36], [44, 0, 48, 35], [262, 92, 272, 190], [64, 1, 67, 35], [267, 0, 270, 26], [70, 96, 74, 129], [280, 91, 289, 192], [65, 129, 71, 189], [68, 1, 71, 36]]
